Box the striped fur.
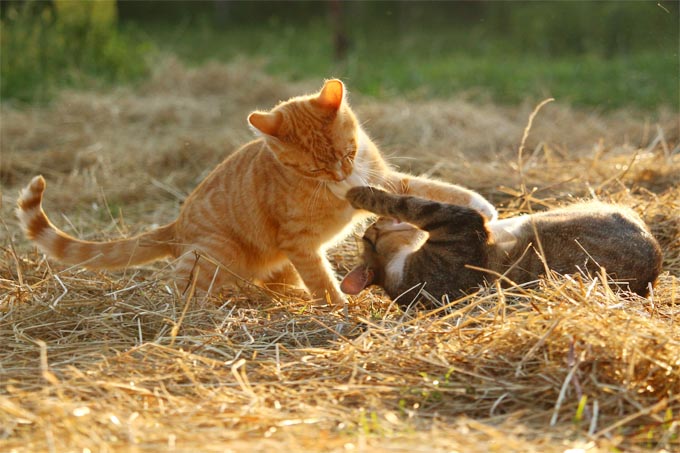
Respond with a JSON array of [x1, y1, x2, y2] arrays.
[[16, 80, 496, 306], [341, 187, 663, 308], [16, 175, 175, 268]]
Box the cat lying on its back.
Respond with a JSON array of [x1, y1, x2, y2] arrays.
[[341, 187, 663, 308], [17, 80, 496, 307]]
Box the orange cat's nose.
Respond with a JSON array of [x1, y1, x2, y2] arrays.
[[332, 169, 345, 181]]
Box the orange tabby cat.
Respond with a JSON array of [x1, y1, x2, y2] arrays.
[[17, 79, 496, 307]]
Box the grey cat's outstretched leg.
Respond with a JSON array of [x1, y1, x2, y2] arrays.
[[346, 186, 487, 240]]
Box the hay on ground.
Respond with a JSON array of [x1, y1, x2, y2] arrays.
[[1, 60, 679, 452]]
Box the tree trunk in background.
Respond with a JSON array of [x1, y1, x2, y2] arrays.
[[329, 0, 349, 61], [214, 0, 230, 25]]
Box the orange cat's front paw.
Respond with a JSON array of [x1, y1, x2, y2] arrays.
[[326, 291, 348, 310]]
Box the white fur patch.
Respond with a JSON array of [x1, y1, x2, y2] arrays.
[[384, 231, 426, 287], [19, 211, 60, 255], [15, 206, 34, 234], [386, 247, 411, 285], [488, 216, 527, 252], [470, 194, 498, 221], [328, 131, 370, 199]]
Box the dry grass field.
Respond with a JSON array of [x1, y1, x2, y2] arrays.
[[1, 61, 679, 452]]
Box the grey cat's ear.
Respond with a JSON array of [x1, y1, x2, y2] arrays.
[[248, 111, 283, 137], [340, 264, 374, 295], [315, 79, 344, 110]]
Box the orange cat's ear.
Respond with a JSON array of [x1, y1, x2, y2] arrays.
[[248, 111, 283, 136], [315, 79, 345, 111]]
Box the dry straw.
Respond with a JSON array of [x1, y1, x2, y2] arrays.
[[1, 60, 679, 452]]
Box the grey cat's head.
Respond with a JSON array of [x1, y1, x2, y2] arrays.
[[340, 217, 427, 295]]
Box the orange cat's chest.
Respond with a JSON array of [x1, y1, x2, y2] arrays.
[[268, 173, 358, 244], [174, 142, 360, 258]]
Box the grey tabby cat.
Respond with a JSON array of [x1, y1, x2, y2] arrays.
[[341, 187, 663, 308]]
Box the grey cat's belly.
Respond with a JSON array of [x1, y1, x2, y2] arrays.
[[495, 210, 661, 295]]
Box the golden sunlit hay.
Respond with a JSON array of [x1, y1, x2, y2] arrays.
[[1, 60, 679, 452]]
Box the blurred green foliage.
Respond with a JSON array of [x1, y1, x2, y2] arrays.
[[116, 0, 677, 57], [1, 1, 677, 110], [481, 1, 675, 56], [132, 1, 677, 110], [1, 0, 151, 103]]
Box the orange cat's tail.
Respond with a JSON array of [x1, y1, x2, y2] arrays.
[[16, 176, 176, 269]]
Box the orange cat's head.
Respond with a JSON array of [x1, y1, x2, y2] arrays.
[[248, 79, 359, 182]]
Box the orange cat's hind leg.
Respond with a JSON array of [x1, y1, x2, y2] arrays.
[[173, 251, 237, 297], [262, 263, 308, 298], [263, 263, 303, 288]]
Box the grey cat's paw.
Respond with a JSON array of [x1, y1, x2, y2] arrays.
[[470, 195, 498, 221], [346, 186, 380, 209], [328, 170, 373, 200], [345, 186, 365, 200]]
